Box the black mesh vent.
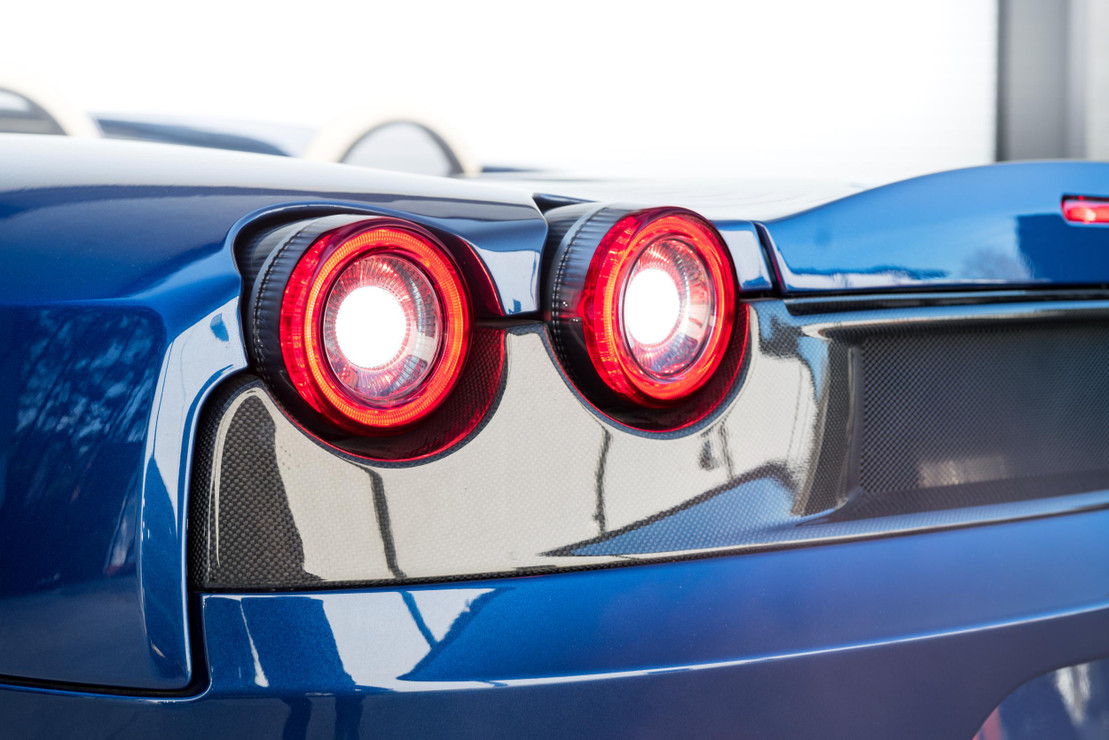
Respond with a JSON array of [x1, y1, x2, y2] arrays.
[[859, 322, 1109, 495]]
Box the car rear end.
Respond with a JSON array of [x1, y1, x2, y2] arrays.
[[0, 137, 1107, 738]]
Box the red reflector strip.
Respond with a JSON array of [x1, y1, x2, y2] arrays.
[[1063, 196, 1109, 224]]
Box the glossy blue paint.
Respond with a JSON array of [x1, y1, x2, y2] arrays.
[[0, 135, 547, 313], [712, 220, 774, 292], [0, 255, 242, 691], [977, 656, 1109, 738], [0, 134, 549, 689], [1, 508, 1108, 737], [764, 161, 1109, 293]]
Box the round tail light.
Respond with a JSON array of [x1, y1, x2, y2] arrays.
[[276, 219, 471, 432], [548, 206, 739, 408]]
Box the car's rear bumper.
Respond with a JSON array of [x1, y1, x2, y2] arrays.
[[4, 507, 1109, 738]]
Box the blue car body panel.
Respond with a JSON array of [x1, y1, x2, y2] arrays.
[[764, 161, 1109, 293], [1, 508, 1108, 737], [2, 134, 1109, 736], [984, 655, 1109, 738]]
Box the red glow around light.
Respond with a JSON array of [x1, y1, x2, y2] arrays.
[[1062, 196, 1109, 224], [579, 209, 737, 405], [279, 220, 471, 432]]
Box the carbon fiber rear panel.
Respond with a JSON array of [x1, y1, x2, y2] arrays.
[[190, 299, 1109, 589]]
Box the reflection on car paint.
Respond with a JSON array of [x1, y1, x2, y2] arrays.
[[0, 307, 162, 685], [974, 656, 1109, 739]]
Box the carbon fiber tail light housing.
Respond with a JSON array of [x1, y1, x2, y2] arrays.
[[238, 215, 504, 459], [542, 204, 747, 429]]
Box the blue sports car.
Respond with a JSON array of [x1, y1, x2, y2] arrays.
[[0, 97, 1108, 738]]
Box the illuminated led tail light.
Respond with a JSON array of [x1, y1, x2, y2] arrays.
[[1062, 196, 1109, 224], [277, 219, 471, 432], [547, 206, 740, 408]]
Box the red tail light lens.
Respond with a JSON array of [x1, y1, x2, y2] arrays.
[[1062, 196, 1109, 224], [548, 206, 739, 409], [586, 211, 735, 403], [280, 221, 471, 432], [322, 254, 443, 401]]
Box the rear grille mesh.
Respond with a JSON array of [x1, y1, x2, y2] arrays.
[[859, 322, 1109, 495]]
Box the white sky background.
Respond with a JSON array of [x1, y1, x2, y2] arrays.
[[0, 0, 997, 184]]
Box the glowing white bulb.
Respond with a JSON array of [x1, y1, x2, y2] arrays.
[[623, 268, 681, 345], [334, 286, 408, 368]]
